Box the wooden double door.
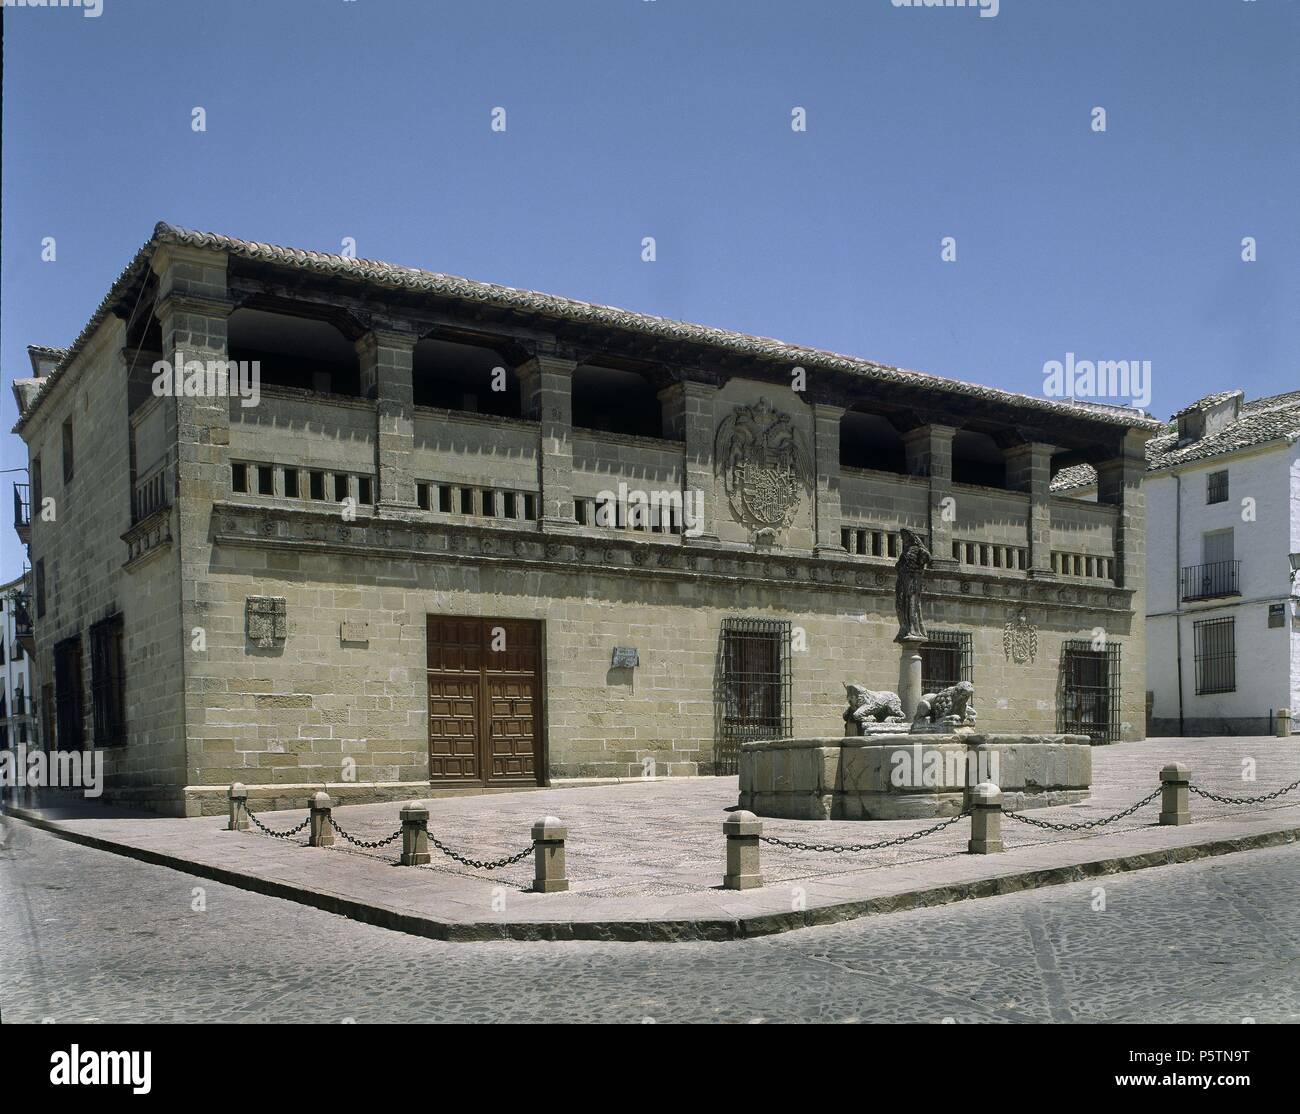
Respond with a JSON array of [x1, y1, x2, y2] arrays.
[[426, 617, 543, 785]]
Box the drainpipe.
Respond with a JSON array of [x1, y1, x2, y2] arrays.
[[1174, 471, 1185, 736]]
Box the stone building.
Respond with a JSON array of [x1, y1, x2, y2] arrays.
[[1058, 388, 1300, 735], [0, 572, 38, 756], [12, 224, 1158, 815]]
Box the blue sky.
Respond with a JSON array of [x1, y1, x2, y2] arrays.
[[2, 0, 1297, 574]]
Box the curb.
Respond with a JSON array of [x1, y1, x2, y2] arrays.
[[7, 806, 1300, 943]]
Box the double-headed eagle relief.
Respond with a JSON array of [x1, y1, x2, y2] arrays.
[[714, 398, 814, 543]]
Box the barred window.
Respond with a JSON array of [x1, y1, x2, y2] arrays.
[[1206, 470, 1229, 505], [35, 559, 46, 619], [53, 636, 85, 752], [921, 630, 972, 694], [718, 618, 792, 774], [1194, 616, 1235, 695], [91, 614, 127, 746], [1059, 640, 1121, 743]]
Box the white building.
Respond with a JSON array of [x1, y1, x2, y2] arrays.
[[0, 572, 38, 753], [1055, 389, 1300, 735]]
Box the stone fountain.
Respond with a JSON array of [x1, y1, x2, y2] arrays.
[[737, 530, 1093, 821]]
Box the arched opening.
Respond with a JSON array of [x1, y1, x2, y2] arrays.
[[413, 338, 521, 418], [572, 365, 662, 438], [840, 410, 907, 473], [952, 430, 1007, 488], [227, 309, 361, 396]]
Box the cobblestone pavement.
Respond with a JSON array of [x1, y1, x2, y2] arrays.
[[242, 736, 1300, 896], [1, 822, 1297, 1023]]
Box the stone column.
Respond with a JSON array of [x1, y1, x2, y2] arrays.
[[1006, 441, 1056, 578], [356, 330, 416, 510], [903, 424, 957, 569], [660, 379, 720, 543], [517, 353, 578, 530], [811, 402, 846, 555], [898, 637, 925, 719], [1095, 433, 1147, 591]]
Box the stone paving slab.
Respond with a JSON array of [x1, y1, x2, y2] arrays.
[[4, 737, 1298, 942]]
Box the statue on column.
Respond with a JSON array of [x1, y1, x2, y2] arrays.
[[894, 528, 931, 642]]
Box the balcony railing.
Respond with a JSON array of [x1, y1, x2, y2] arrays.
[[132, 458, 174, 524], [1180, 560, 1241, 602], [13, 482, 30, 542]]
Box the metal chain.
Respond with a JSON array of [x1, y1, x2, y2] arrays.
[[759, 809, 969, 853], [426, 827, 535, 870], [245, 808, 310, 840], [327, 815, 403, 849], [1189, 778, 1300, 806], [1003, 788, 1160, 831]]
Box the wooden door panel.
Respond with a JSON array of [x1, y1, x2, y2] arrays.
[[428, 617, 542, 785], [427, 675, 479, 780]]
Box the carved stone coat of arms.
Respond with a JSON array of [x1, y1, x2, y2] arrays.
[[713, 398, 813, 543], [1003, 609, 1039, 664]]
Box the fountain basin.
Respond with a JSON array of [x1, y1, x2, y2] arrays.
[[738, 733, 1092, 821]]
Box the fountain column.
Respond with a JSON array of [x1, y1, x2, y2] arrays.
[[898, 635, 925, 721]]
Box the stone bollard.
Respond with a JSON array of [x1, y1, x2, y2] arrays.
[[723, 810, 763, 890], [968, 782, 1004, 854], [308, 791, 334, 847], [400, 801, 431, 866], [531, 816, 569, 893], [1277, 708, 1292, 738], [1159, 763, 1191, 826], [227, 783, 249, 831]]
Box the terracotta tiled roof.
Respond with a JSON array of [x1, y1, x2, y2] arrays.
[[27, 344, 69, 361], [1171, 389, 1243, 419], [1051, 388, 1300, 491], [13, 222, 1167, 435]]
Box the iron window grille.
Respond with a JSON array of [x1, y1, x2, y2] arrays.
[[717, 617, 792, 775], [1206, 470, 1229, 505], [920, 630, 972, 695], [90, 613, 127, 746], [53, 635, 85, 752], [1193, 616, 1236, 695], [1059, 640, 1121, 743]]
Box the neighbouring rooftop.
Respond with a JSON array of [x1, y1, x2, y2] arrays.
[[1051, 388, 1300, 492]]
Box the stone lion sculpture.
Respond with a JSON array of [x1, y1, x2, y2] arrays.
[[843, 683, 907, 733], [912, 681, 977, 727]]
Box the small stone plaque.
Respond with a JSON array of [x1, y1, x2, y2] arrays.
[[246, 596, 287, 649], [340, 621, 370, 646], [611, 646, 639, 669]]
